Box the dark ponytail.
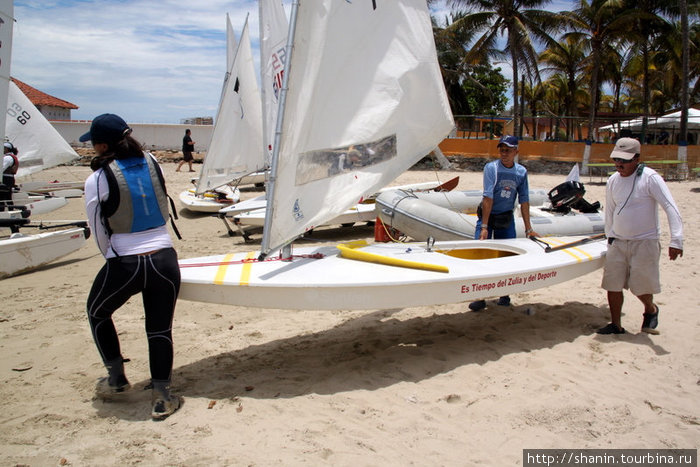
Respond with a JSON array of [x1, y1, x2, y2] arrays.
[[90, 132, 145, 171]]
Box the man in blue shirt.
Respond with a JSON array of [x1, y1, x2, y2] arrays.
[[469, 135, 539, 311]]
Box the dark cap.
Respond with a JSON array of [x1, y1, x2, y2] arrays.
[[497, 135, 518, 148], [79, 113, 131, 144]]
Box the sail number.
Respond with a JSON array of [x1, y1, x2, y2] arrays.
[[7, 102, 31, 125]]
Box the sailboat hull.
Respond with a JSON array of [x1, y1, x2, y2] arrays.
[[0, 226, 89, 278], [178, 236, 606, 310], [179, 186, 241, 213]]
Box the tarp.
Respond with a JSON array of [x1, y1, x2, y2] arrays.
[[600, 108, 700, 131]]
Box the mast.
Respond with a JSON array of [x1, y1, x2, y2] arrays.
[[259, 0, 299, 260], [258, 2, 269, 169]]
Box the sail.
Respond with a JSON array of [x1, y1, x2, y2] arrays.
[[196, 18, 264, 195], [262, 0, 454, 255], [0, 0, 13, 143], [215, 13, 238, 112], [6, 80, 79, 177], [259, 0, 288, 164], [226, 13, 237, 73]]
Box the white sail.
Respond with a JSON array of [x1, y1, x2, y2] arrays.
[[259, 0, 288, 163], [226, 13, 237, 73], [262, 0, 454, 255], [196, 18, 264, 195], [215, 14, 238, 111], [0, 0, 13, 143], [6, 80, 79, 177]]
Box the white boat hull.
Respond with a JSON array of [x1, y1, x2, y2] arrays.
[[233, 202, 376, 228], [179, 186, 241, 213], [375, 190, 605, 241], [0, 226, 90, 278], [19, 180, 85, 193], [178, 236, 607, 310]]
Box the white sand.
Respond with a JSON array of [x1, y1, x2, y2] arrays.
[[1, 163, 698, 466]]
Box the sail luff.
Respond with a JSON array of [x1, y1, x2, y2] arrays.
[[259, 0, 289, 166], [0, 0, 14, 144], [259, 0, 300, 258]]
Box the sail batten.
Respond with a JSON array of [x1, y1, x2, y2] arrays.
[[260, 0, 454, 257]]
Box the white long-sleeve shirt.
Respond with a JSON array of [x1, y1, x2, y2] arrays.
[[605, 166, 683, 250], [84, 156, 173, 259]]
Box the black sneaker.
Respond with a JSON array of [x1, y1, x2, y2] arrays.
[[95, 375, 131, 399], [469, 300, 486, 311], [642, 306, 660, 335], [152, 395, 183, 420], [596, 323, 626, 335], [496, 296, 511, 306]]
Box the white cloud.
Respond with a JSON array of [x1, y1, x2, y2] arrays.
[[12, 0, 263, 123]]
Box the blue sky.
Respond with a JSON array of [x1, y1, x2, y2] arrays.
[[11, 0, 576, 124]]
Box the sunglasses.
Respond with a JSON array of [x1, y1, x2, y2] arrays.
[[612, 158, 635, 163]]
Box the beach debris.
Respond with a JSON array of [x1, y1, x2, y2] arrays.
[[208, 400, 216, 409], [12, 365, 32, 372], [444, 394, 461, 403], [236, 403, 243, 413], [245, 385, 254, 392], [59, 458, 69, 466]]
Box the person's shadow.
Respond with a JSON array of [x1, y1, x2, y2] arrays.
[[93, 301, 669, 421]]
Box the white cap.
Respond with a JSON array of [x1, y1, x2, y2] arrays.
[[610, 138, 640, 160]]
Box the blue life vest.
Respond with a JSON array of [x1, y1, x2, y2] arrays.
[[101, 155, 169, 234]]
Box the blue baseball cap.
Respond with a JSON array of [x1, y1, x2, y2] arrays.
[[79, 113, 131, 144], [497, 135, 518, 148]]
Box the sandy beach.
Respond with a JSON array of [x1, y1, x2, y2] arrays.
[[1, 162, 698, 466]]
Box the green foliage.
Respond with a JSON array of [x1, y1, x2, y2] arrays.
[[460, 65, 510, 115]]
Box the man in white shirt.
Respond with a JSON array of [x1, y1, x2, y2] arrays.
[[597, 138, 683, 335]]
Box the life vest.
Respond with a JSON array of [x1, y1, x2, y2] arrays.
[[2, 153, 19, 186], [100, 155, 170, 234]]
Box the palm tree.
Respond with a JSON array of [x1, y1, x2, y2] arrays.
[[539, 36, 587, 140], [448, 0, 562, 137], [623, 0, 676, 142], [561, 0, 637, 144]]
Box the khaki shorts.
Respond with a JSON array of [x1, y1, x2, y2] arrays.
[[601, 238, 661, 295]]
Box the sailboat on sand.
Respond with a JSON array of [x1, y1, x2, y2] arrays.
[[178, 0, 607, 311], [0, 0, 89, 278], [179, 15, 264, 213]]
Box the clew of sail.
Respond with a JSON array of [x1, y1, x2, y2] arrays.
[[196, 17, 264, 195], [259, 0, 288, 165], [261, 0, 454, 256], [6, 80, 79, 177]]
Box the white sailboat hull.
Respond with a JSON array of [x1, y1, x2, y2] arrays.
[[179, 186, 241, 213], [10, 195, 69, 215], [19, 180, 85, 193], [233, 202, 376, 228], [0, 226, 89, 278], [178, 236, 606, 310], [375, 190, 605, 241]]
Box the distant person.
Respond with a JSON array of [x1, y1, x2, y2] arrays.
[[176, 129, 195, 172], [469, 135, 539, 311], [597, 137, 683, 335], [80, 113, 183, 420], [1, 142, 19, 208]]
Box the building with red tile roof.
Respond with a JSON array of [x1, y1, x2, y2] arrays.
[[11, 77, 78, 121]]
